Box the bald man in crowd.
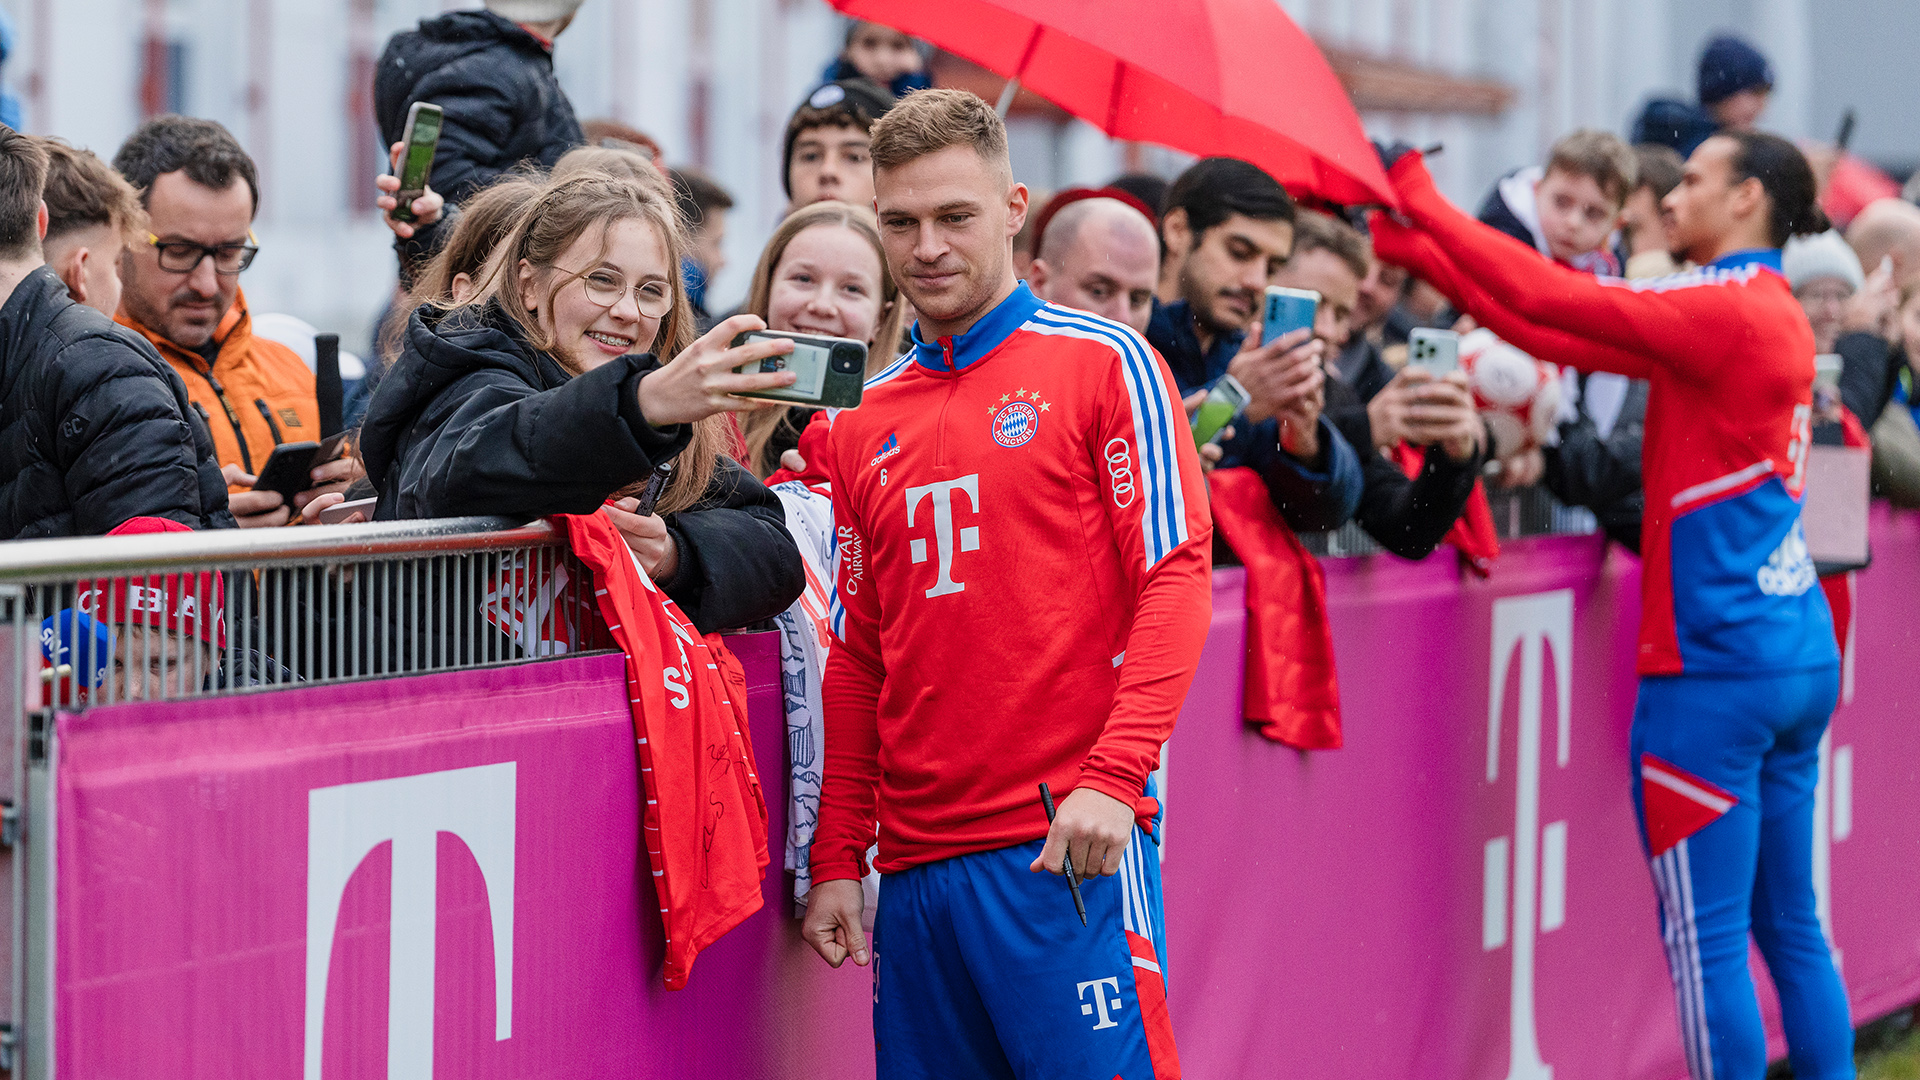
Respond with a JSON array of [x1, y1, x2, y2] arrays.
[[1847, 198, 1920, 289], [1027, 192, 1161, 335]]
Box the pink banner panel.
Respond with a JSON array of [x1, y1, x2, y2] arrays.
[[1164, 513, 1920, 1079], [47, 507, 1920, 1078], [53, 637, 872, 1080]]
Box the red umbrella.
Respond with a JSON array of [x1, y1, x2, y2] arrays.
[[828, 0, 1397, 207]]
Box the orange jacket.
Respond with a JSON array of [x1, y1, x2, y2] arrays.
[[120, 289, 319, 489]]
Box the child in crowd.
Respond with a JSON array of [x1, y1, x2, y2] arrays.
[[782, 78, 895, 214], [1478, 129, 1638, 275], [822, 21, 928, 98]]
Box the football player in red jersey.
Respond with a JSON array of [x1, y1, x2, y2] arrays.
[[1372, 132, 1849, 1080], [802, 89, 1208, 1080]]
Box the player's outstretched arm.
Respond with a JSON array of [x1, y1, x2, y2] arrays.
[[801, 878, 869, 967], [1030, 786, 1136, 878], [1387, 153, 1736, 373], [1369, 215, 1656, 380]]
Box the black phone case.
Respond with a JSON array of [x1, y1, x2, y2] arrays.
[[252, 441, 322, 501], [728, 331, 865, 409]]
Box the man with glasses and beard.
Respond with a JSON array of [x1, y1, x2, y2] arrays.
[[114, 116, 362, 528]]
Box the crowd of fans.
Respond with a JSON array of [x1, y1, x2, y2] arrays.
[[0, 0, 1909, 690]]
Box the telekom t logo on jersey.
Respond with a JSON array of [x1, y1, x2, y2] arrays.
[[304, 763, 517, 1079], [905, 474, 981, 598]]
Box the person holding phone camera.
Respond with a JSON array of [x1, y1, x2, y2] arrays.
[[736, 201, 906, 478], [1146, 157, 1365, 532], [359, 170, 804, 634], [1273, 211, 1485, 560]]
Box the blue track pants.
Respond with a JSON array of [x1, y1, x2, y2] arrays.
[[1631, 667, 1852, 1080]]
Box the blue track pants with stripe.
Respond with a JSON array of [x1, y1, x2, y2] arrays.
[[1630, 667, 1852, 1080], [871, 829, 1178, 1079]]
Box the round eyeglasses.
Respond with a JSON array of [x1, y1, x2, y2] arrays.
[[560, 266, 675, 319], [148, 232, 259, 275]]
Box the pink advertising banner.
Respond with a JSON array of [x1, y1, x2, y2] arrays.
[[52, 636, 871, 1079], [47, 508, 1920, 1078], [1164, 508, 1920, 1080]]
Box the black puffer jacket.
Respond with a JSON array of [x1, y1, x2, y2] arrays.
[[374, 10, 584, 205], [360, 303, 804, 633], [0, 267, 232, 538]]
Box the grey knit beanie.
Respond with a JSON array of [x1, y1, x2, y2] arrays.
[[486, 0, 586, 23], [1782, 231, 1865, 294]]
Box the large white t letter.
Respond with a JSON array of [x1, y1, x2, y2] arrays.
[[905, 475, 982, 598], [304, 762, 517, 1079]]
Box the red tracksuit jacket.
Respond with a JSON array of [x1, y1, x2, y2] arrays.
[[810, 284, 1213, 882]]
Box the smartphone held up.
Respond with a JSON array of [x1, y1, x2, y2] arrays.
[[1263, 286, 1319, 347], [728, 330, 867, 409], [389, 102, 443, 224], [1191, 374, 1250, 448], [1406, 328, 1461, 375]]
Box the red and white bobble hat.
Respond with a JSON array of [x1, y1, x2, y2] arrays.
[[77, 518, 226, 649]]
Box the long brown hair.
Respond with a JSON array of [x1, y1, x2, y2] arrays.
[[465, 171, 727, 515], [738, 202, 905, 477], [381, 174, 544, 363]]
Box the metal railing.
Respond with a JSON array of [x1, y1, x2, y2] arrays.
[[1, 516, 610, 712], [0, 492, 1603, 1075], [0, 516, 618, 1078], [1297, 484, 1599, 558]]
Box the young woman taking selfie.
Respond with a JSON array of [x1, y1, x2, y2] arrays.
[[360, 171, 805, 633]]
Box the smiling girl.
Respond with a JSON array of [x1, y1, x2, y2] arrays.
[[360, 171, 805, 632]]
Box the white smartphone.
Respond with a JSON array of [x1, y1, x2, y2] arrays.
[[1407, 328, 1460, 375]]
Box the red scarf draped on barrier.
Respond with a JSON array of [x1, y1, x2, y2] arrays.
[[1392, 443, 1500, 576], [1206, 467, 1341, 750], [563, 512, 769, 990]]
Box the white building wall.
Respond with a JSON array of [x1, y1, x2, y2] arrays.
[[0, 0, 1895, 351]]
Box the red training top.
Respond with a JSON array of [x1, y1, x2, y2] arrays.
[[810, 284, 1213, 882]]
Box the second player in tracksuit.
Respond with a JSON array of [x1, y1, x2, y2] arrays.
[[812, 282, 1210, 1080], [1374, 148, 1848, 1079]]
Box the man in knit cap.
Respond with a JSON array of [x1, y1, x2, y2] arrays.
[[1631, 34, 1774, 158], [374, 0, 587, 205]]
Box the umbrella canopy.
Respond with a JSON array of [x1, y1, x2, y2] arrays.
[[829, 0, 1397, 207]]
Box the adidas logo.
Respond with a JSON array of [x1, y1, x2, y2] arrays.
[[869, 433, 901, 467]]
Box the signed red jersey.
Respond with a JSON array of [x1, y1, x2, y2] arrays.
[[810, 285, 1213, 882]]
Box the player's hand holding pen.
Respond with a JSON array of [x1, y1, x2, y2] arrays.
[[1030, 785, 1134, 880]]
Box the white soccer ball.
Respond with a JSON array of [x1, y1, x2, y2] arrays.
[[1459, 328, 1561, 458]]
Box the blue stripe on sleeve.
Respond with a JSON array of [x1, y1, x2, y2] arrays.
[[1023, 307, 1190, 566]]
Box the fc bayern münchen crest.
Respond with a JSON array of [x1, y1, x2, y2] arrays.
[[988, 388, 1049, 448]]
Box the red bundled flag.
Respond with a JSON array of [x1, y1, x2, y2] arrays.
[[1206, 468, 1341, 750], [563, 512, 770, 989]]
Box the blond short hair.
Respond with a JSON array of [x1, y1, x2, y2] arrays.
[[869, 88, 1008, 177], [1546, 129, 1639, 207]]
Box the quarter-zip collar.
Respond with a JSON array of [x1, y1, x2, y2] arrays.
[[909, 282, 1045, 374], [1709, 247, 1783, 277]]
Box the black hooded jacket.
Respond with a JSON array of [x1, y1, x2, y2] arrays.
[[0, 267, 233, 538], [375, 10, 584, 205], [359, 302, 803, 633]]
